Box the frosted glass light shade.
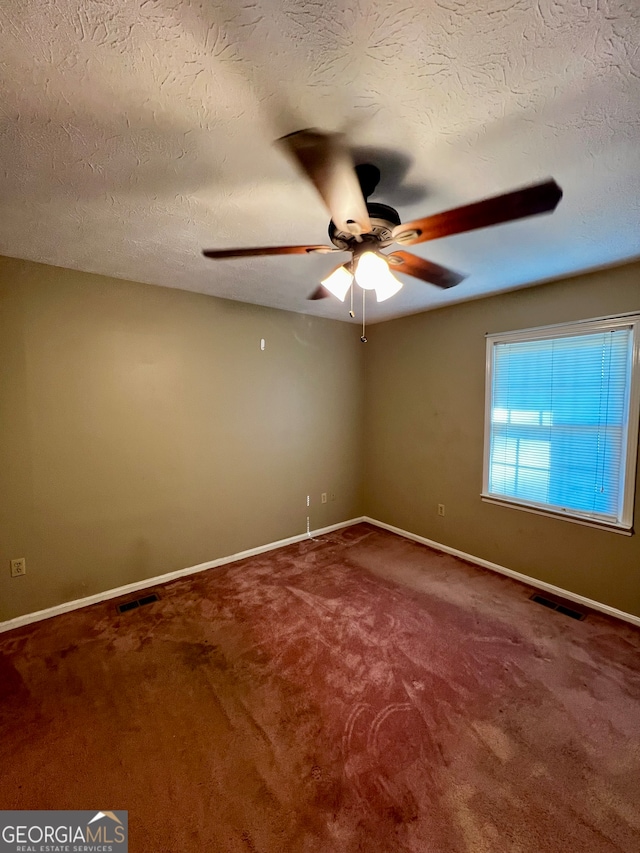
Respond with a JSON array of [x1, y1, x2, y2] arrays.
[[355, 251, 403, 301], [373, 271, 403, 302], [354, 251, 380, 289], [321, 265, 353, 301]]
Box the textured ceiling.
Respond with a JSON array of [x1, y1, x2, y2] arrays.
[[1, 0, 639, 324]]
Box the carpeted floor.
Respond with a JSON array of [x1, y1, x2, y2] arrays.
[[1, 523, 640, 852]]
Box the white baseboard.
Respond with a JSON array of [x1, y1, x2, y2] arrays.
[[364, 517, 640, 629], [5, 515, 638, 634], [0, 517, 365, 634]]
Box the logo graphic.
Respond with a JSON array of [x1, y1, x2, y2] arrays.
[[0, 810, 128, 852], [88, 811, 123, 826]]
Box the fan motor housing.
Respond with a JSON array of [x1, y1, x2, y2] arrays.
[[329, 202, 401, 250]]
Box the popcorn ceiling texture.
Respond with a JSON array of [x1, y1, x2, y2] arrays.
[[0, 0, 639, 322]]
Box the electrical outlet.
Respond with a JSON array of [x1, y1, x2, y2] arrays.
[[321, 493, 327, 504], [10, 558, 26, 577], [330, 492, 336, 502], [438, 504, 445, 517]]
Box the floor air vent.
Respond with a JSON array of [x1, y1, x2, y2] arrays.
[[530, 593, 586, 621], [116, 592, 160, 614]]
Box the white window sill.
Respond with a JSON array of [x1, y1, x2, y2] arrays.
[[480, 494, 633, 535]]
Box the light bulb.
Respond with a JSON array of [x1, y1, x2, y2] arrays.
[[355, 251, 403, 302], [320, 265, 353, 301]]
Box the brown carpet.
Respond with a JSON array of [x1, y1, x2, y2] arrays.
[[1, 523, 640, 852]]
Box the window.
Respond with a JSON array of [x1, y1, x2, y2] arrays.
[[482, 314, 640, 532]]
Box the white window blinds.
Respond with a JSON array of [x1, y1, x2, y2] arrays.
[[483, 315, 640, 531]]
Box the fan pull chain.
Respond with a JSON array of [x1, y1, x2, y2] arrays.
[[349, 282, 355, 318], [361, 289, 367, 343]]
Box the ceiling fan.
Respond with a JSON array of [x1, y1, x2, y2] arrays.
[[203, 129, 563, 307]]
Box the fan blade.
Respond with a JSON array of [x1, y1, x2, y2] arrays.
[[308, 285, 331, 300], [278, 129, 371, 236], [392, 179, 563, 246], [386, 251, 466, 289], [203, 245, 338, 259]]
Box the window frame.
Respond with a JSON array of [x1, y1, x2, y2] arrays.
[[482, 312, 640, 534]]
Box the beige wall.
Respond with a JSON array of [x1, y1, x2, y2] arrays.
[[0, 256, 365, 621], [3, 254, 639, 623], [364, 261, 640, 617]]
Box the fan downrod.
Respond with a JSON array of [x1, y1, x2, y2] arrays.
[[355, 164, 381, 200]]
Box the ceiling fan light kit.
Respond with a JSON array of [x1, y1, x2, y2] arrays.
[[203, 129, 563, 333], [321, 250, 404, 304]]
